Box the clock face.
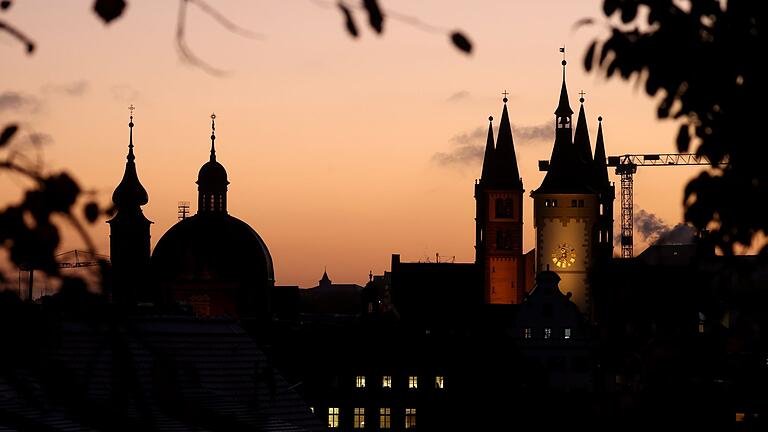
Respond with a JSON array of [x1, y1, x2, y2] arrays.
[[551, 243, 576, 268]]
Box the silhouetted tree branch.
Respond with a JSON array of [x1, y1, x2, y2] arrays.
[[586, 0, 766, 254]]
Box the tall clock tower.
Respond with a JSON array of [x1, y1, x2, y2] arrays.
[[475, 96, 526, 304], [531, 58, 602, 315]]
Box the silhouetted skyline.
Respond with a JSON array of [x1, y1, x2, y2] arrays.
[[1, 1, 711, 286]]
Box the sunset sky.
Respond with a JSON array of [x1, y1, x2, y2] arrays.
[[1, 0, 707, 287]]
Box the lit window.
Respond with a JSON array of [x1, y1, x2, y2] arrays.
[[382, 375, 392, 388], [524, 328, 532, 339], [564, 328, 571, 339], [328, 407, 339, 428], [354, 407, 365, 429], [356, 375, 366, 388], [408, 376, 418, 389], [309, 406, 314, 413], [435, 376, 444, 389], [544, 328, 552, 339], [735, 412, 745, 422], [405, 408, 417, 429], [553, 200, 558, 207], [699, 322, 705, 333], [380, 408, 391, 429]]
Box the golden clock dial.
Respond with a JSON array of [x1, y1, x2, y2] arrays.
[[551, 243, 576, 268]]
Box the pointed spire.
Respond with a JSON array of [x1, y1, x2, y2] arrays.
[[573, 91, 593, 163], [594, 116, 610, 187], [493, 97, 522, 188], [555, 57, 574, 117], [535, 54, 594, 194], [209, 112, 217, 162], [480, 115, 495, 181], [112, 105, 149, 209]]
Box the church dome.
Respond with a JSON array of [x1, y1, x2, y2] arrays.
[[150, 212, 274, 318], [197, 160, 229, 187]]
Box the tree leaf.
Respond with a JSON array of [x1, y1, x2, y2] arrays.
[[676, 123, 690, 152], [84, 202, 99, 223], [363, 0, 384, 34], [584, 41, 597, 71], [338, 2, 358, 38], [0, 124, 18, 147], [450, 32, 472, 54], [93, 0, 126, 24]]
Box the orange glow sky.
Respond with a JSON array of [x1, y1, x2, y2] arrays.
[[1, 0, 706, 287]]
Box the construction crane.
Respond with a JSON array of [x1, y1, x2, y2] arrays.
[[607, 153, 721, 258], [18, 249, 110, 301]]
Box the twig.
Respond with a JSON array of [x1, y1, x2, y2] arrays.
[[0, 19, 35, 53]]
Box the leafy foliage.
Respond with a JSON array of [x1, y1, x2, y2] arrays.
[[587, 0, 767, 254]]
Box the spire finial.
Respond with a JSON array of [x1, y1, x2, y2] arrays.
[[488, 115, 493, 122], [369, 270, 373, 282], [560, 46, 567, 80], [579, 90, 586, 103], [598, 115, 603, 122], [502, 90, 509, 104], [209, 112, 217, 162], [127, 104, 135, 161]]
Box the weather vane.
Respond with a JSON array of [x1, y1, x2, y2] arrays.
[[560, 45, 566, 60], [211, 112, 216, 133]]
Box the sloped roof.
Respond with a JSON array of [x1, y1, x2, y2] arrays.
[[0, 316, 322, 431]]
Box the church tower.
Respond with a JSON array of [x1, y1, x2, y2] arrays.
[[197, 113, 229, 214], [475, 95, 526, 304], [107, 106, 152, 305], [531, 56, 600, 315]]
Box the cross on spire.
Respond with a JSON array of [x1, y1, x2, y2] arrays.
[[128, 104, 135, 118], [579, 90, 586, 103], [209, 112, 217, 161], [502, 90, 509, 103]]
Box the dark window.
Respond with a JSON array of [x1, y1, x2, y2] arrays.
[[579, 199, 584, 207], [496, 230, 513, 250], [571, 199, 577, 207], [495, 198, 514, 218]]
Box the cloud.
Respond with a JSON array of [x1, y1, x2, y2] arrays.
[[513, 122, 553, 143], [432, 121, 553, 168], [634, 209, 695, 245], [446, 90, 470, 103], [42, 80, 89, 96], [0, 91, 40, 112], [432, 144, 485, 166], [110, 84, 140, 102]]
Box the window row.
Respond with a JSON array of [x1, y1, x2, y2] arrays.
[[324, 407, 416, 429], [355, 375, 444, 389], [523, 327, 571, 340]]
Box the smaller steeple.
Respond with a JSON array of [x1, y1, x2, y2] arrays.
[[210, 112, 217, 162], [480, 115, 495, 181], [593, 116, 610, 187], [555, 49, 574, 117], [493, 95, 522, 188], [112, 104, 149, 209], [573, 90, 593, 163]]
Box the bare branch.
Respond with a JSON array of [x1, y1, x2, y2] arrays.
[[0, 18, 34, 53], [187, 0, 264, 39], [175, 0, 228, 76]]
